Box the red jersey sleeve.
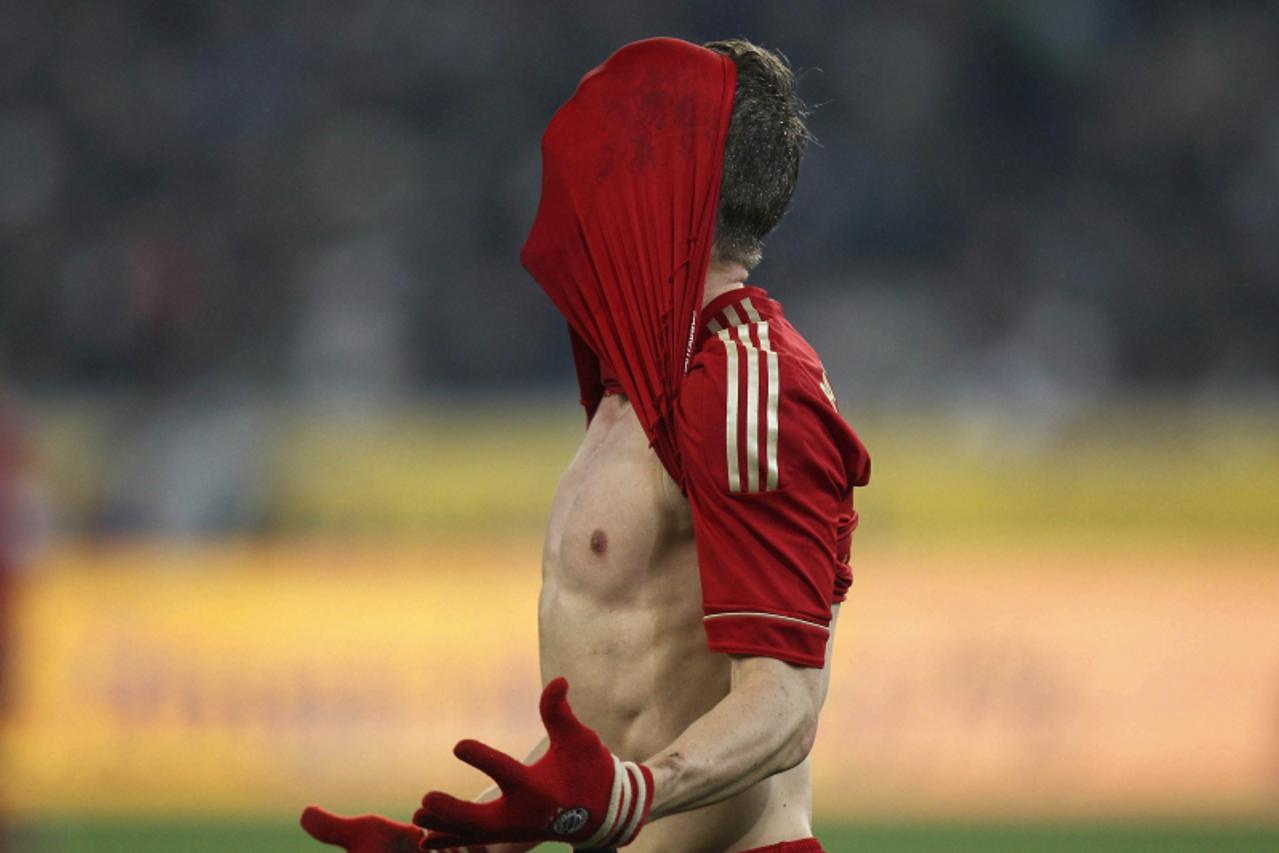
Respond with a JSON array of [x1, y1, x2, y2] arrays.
[[676, 329, 870, 669]]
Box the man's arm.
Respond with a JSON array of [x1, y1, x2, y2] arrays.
[[414, 607, 837, 849], [644, 605, 838, 819], [645, 656, 819, 819]]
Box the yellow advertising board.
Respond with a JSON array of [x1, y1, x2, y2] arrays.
[[4, 539, 1278, 821]]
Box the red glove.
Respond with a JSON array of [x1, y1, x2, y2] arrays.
[[300, 805, 426, 853], [412, 678, 654, 849]]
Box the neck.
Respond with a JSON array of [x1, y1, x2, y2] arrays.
[[702, 258, 749, 308]]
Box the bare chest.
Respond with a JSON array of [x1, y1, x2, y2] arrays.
[[542, 396, 695, 605]]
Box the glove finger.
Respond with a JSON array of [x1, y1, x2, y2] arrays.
[[453, 739, 527, 789], [538, 676, 581, 743], [300, 806, 357, 846], [412, 791, 491, 834]]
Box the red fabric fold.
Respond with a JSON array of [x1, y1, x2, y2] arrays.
[[521, 37, 736, 483]]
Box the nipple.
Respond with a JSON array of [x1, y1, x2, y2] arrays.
[[590, 529, 608, 556]]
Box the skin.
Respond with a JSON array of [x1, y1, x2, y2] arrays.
[[453, 260, 838, 852]]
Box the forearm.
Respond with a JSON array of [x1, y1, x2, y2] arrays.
[[644, 657, 820, 820]]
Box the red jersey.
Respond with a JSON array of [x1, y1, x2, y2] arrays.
[[522, 38, 870, 669], [521, 38, 734, 482], [677, 287, 869, 668]]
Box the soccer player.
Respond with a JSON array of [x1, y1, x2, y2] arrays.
[[303, 37, 869, 852]]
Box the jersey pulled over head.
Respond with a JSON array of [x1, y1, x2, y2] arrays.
[[525, 38, 869, 669], [521, 38, 735, 483]]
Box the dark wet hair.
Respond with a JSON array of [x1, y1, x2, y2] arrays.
[[704, 38, 811, 269]]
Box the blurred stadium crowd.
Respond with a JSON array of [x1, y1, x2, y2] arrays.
[[0, 0, 1277, 535]]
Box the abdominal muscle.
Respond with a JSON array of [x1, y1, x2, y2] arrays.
[[539, 394, 813, 852]]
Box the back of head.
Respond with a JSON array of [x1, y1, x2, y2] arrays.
[[704, 39, 810, 270]]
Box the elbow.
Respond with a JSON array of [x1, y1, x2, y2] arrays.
[[769, 680, 820, 772], [780, 665, 822, 770], [781, 703, 819, 770], [732, 655, 824, 773], [797, 706, 820, 761]]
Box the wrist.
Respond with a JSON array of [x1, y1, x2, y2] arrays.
[[641, 751, 685, 822], [573, 755, 653, 849]]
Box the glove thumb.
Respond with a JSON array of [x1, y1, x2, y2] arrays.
[[539, 676, 586, 743]]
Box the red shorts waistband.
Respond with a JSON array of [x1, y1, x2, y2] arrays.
[[740, 839, 824, 853]]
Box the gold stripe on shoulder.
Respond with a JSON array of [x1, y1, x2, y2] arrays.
[[736, 324, 760, 492], [718, 329, 741, 493], [765, 349, 779, 490]]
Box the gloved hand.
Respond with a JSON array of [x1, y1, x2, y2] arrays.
[[300, 805, 426, 853], [413, 678, 654, 849]]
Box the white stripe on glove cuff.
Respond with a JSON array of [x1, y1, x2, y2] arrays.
[[576, 755, 651, 849]]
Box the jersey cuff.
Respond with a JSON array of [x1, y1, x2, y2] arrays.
[[702, 611, 829, 668]]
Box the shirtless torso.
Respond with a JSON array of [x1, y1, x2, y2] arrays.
[[540, 391, 833, 852]]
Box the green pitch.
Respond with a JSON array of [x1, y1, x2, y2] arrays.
[[13, 820, 1279, 852]]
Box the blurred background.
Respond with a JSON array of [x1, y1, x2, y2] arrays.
[[1, 1, 1277, 851]]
